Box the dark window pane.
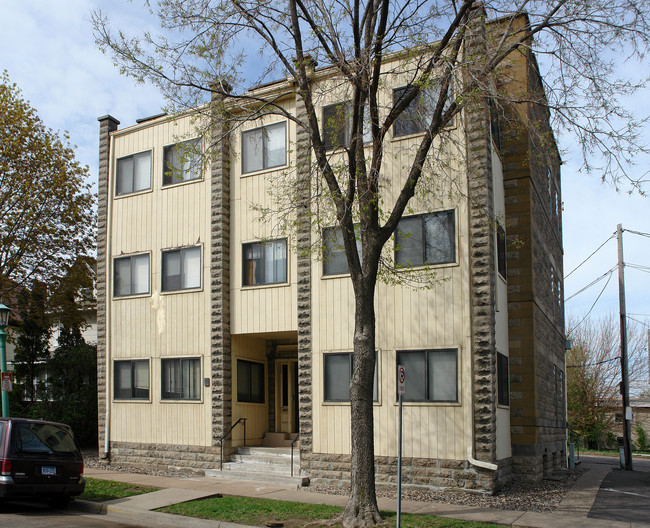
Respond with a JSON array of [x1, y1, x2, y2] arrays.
[[242, 239, 287, 286], [497, 352, 509, 406], [324, 354, 351, 401], [323, 102, 350, 150], [114, 360, 149, 400], [395, 217, 424, 266], [428, 349, 457, 401], [163, 138, 201, 185], [424, 211, 455, 264], [322, 226, 361, 276], [397, 351, 426, 401], [162, 247, 201, 292], [242, 122, 286, 174], [237, 359, 265, 403]]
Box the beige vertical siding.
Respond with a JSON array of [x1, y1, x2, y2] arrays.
[[230, 100, 298, 335], [310, 82, 474, 459], [108, 115, 213, 447]]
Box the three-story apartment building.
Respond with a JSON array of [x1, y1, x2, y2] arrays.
[[96, 13, 566, 492]]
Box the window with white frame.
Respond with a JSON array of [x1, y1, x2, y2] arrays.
[[241, 122, 286, 174], [322, 102, 371, 150], [395, 210, 455, 267], [162, 246, 201, 292], [163, 138, 202, 186], [323, 352, 378, 402], [393, 81, 452, 137], [242, 239, 287, 286], [114, 360, 150, 400], [237, 359, 265, 403], [161, 358, 201, 400], [396, 349, 457, 402], [116, 151, 151, 196], [497, 352, 509, 406], [113, 254, 149, 297], [322, 225, 362, 276]]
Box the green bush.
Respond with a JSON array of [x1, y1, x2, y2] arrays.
[[636, 423, 648, 452]]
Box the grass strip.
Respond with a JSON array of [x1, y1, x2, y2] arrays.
[[159, 495, 505, 528], [81, 477, 161, 502]]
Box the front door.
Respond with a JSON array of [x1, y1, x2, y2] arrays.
[[276, 359, 298, 433]]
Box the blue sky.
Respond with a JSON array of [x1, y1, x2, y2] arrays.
[[1, 0, 648, 334]]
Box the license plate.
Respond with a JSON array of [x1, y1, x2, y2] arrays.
[[41, 466, 56, 476]]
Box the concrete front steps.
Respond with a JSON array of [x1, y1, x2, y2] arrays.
[[205, 446, 308, 488]]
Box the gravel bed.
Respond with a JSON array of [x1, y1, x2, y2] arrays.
[[83, 451, 585, 513]]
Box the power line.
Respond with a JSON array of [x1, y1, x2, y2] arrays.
[[627, 315, 650, 328], [626, 263, 650, 274], [566, 266, 616, 302], [626, 229, 650, 239], [567, 270, 614, 334], [564, 233, 616, 279]]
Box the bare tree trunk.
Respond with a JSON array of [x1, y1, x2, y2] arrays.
[[341, 281, 382, 527]]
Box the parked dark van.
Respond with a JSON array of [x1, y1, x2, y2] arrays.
[[0, 417, 85, 506]]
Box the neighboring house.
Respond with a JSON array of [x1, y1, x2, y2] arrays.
[[96, 13, 565, 492]]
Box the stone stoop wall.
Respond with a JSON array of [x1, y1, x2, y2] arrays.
[[107, 442, 223, 471], [302, 453, 506, 493]]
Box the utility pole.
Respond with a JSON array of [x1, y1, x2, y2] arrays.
[[617, 224, 633, 470]]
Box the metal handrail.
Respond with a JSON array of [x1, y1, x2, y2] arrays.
[[219, 418, 247, 470], [290, 433, 300, 477]]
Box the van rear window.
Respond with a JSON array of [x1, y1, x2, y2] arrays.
[[10, 423, 78, 455]]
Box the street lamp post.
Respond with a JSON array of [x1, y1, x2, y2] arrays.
[[0, 303, 11, 418]]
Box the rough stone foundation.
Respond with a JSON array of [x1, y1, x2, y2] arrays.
[[106, 442, 223, 472], [302, 452, 510, 493]]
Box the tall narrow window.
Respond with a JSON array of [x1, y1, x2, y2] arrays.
[[395, 210, 455, 267], [396, 349, 457, 402], [496, 222, 507, 279], [114, 360, 150, 400], [242, 239, 287, 286], [237, 359, 265, 403], [497, 352, 510, 406], [116, 151, 151, 196], [323, 352, 378, 402], [162, 246, 201, 291], [241, 122, 286, 173], [163, 138, 202, 185], [161, 358, 201, 400], [113, 254, 149, 297]]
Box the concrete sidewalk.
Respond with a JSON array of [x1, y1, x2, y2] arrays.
[[71, 457, 644, 528]]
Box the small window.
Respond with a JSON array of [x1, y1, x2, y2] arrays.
[[116, 151, 152, 196], [163, 138, 202, 186], [497, 352, 509, 406], [496, 222, 507, 279], [113, 254, 149, 297], [395, 210, 455, 267], [322, 225, 362, 276], [161, 358, 201, 400], [114, 360, 150, 400], [323, 352, 378, 402], [237, 359, 265, 403], [241, 122, 286, 174], [322, 102, 371, 150], [162, 246, 201, 291], [393, 81, 452, 137], [396, 349, 457, 402], [242, 239, 287, 286]]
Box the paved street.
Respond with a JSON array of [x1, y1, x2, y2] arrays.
[[0, 500, 143, 527], [586, 454, 650, 525]]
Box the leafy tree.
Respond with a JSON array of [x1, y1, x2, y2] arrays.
[[0, 71, 95, 295], [94, 1, 650, 524], [13, 281, 52, 403], [566, 314, 649, 448]]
